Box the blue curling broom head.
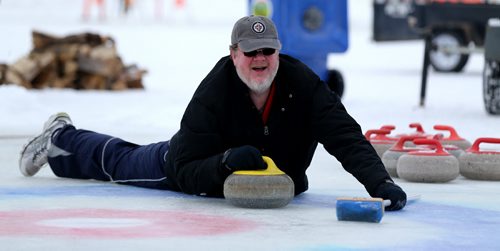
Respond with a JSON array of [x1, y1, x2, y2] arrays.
[[336, 197, 385, 223]]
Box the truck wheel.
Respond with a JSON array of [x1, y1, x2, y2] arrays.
[[483, 59, 500, 115], [429, 30, 469, 72], [327, 69, 344, 97]]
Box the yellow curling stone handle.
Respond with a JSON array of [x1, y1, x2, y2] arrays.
[[233, 156, 285, 176]]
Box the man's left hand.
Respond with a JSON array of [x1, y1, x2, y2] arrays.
[[373, 180, 407, 211]]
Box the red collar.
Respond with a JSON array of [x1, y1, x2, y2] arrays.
[[262, 82, 276, 125]]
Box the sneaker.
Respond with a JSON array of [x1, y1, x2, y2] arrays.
[[19, 112, 72, 177]]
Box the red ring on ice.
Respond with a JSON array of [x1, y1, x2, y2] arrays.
[[0, 209, 257, 238]]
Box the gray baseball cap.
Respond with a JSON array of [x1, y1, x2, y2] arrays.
[[231, 15, 282, 52]]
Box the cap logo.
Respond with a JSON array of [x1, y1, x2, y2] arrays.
[[252, 21, 266, 33]]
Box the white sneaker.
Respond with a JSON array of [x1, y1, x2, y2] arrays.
[[19, 112, 72, 177]]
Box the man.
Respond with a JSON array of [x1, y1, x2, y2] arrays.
[[19, 15, 407, 210]]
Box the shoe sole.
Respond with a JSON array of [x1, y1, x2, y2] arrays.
[[18, 112, 72, 176]]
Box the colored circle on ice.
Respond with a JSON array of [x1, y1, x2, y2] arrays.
[[0, 209, 257, 238], [38, 218, 150, 228]]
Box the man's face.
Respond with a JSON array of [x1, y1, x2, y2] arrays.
[[230, 47, 279, 94]]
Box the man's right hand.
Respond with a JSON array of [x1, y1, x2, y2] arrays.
[[221, 145, 267, 172]]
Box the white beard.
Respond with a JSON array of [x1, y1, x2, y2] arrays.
[[236, 64, 279, 94]]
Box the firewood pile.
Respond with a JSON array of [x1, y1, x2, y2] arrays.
[[0, 31, 146, 90]]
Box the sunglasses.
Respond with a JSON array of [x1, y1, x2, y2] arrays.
[[243, 48, 276, 57]]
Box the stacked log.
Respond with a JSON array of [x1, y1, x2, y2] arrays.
[[0, 31, 146, 90]]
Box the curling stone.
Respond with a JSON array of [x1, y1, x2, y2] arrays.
[[364, 129, 396, 159], [441, 144, 465, 159], [409, 123, 427, 136], [223, 156, 294, 209], [433, 125, 472, 150], [429, 133, 465, 158], [393, 123, 427, 137], [459, 137, 500, 180], [379, 124, 398, 138], [407, 123, 433, 138], [377, 125, 400, 141], [379, 125, 396, 132], [398, 123, 433, 147], [397, 139, 459, 183], [382, 135, 427, 177]]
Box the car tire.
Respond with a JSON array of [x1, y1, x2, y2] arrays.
[[483, 59, 500, 115], [429, 30, 469, 72]]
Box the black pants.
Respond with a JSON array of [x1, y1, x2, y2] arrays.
[[48, 125, 171, 190]]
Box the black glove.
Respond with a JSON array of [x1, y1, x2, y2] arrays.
[[221, 145, 267, 173], [373, 180, 407, 211]]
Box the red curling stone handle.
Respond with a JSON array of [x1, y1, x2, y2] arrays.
[[469, 138, 500, 154]]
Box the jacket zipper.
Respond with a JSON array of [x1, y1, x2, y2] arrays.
[[263, 125, 269, 136]]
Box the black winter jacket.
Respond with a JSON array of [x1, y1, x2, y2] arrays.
[[163, 54, 391, 197]]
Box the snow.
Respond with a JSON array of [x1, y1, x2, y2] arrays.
[[1, 0, 500, 250]]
